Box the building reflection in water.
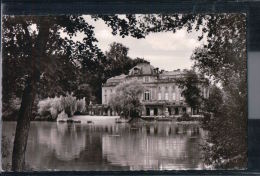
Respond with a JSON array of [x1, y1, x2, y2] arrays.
[[3, 121, 205, 171], [102, 123, 204, 170]]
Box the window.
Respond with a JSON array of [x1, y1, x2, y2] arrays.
[[180, 94, 184, 101], [172, 92, 176, 101], [182, 107, 187, 113], [110, 89, 113, 93], [144, 76, 149, 82], [144, 91, 150, 101], [133, 68, 139, 75], [158, 92, 162, 100], [104, 95, 107, 104], [165, 92, 169, 100]]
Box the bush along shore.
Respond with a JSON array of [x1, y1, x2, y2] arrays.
[[3, 93, 86, 122], [3, 93, 205, 123]]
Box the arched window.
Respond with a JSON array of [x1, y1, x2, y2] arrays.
[[104, 95, 107, 104], [144, 90, 150, 101], [104, 89, 107, 104], [158, 92, 162, 100], [172, 92, 176, 101], [133, 67, 140, 75], [165, 92, 169, 100]]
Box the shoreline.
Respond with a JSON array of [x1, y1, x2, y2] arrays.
[[3, 115, 201, 124]]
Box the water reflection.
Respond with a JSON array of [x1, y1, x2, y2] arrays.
[[102, 123, 204, 170], [3, 121, 205, 171]]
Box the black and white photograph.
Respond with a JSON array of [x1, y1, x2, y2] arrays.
[[1, 14, 247, 171]]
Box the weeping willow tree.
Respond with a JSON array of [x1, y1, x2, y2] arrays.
[[109, 80, 144, 119]]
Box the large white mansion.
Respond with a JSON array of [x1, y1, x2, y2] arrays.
[[100, 63, 209, 117]]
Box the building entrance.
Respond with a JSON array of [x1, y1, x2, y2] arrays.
[[175, 108, 179, 115], [154, 108, 158, 116], [182, 107, 187, 114], [146, 108, 150, 116], [168, 107, 172, 115]]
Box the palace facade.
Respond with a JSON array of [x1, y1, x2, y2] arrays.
[[97, 62, 209, 117], [89, 63, 209, 117]]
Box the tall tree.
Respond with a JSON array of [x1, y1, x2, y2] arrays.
[[176, 70, 205, 114], [109, 80, 144, 119], [203, 85, 223, 115], [2, 15, 100, 171], [105, 42, 149, 78], [191, 14, 247, 168]]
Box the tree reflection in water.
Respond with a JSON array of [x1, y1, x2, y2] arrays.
[[102, 123, 205, 170], [3, 121, 206, 171]]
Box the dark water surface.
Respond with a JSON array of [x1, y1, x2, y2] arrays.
[[2, 118, 206, 171]]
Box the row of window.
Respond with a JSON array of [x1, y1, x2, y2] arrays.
[[144, 91, 183, 101], [104, 91, 183, 103]]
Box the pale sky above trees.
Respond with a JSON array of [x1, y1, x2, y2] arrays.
[[72, 15, 206, 71]]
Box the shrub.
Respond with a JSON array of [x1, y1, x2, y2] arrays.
[[38, 96, 63, 119], [60, 94, 77, 117], [57, 110, 68, 121], [37, 94, 86, 120], [38, 97, 53, 116], [202, 112, 211, 125], [76, 97, 86, 114]]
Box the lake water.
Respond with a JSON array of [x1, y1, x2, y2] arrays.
[[2, 116, 206, 171]]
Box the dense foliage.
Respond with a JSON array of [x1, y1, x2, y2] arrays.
[[175, 70, 206, 114], [37, 94, 86, 120], [2, 15, 105, 171], [203, 85, 223, 116], [84, 42, 148, 103], [191, 14, 247, 169], [109, 80, 144, 118]]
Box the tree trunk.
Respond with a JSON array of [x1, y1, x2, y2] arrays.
[[11, 77, 37, 171], [11, 17, 50, 171]]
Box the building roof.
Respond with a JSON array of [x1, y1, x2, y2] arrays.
[[106, 74, 127, 83], [129, 63, 156, 76], [103, 63, 195, 86]]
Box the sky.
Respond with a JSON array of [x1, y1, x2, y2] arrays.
[[75, 15, 205, 71]]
